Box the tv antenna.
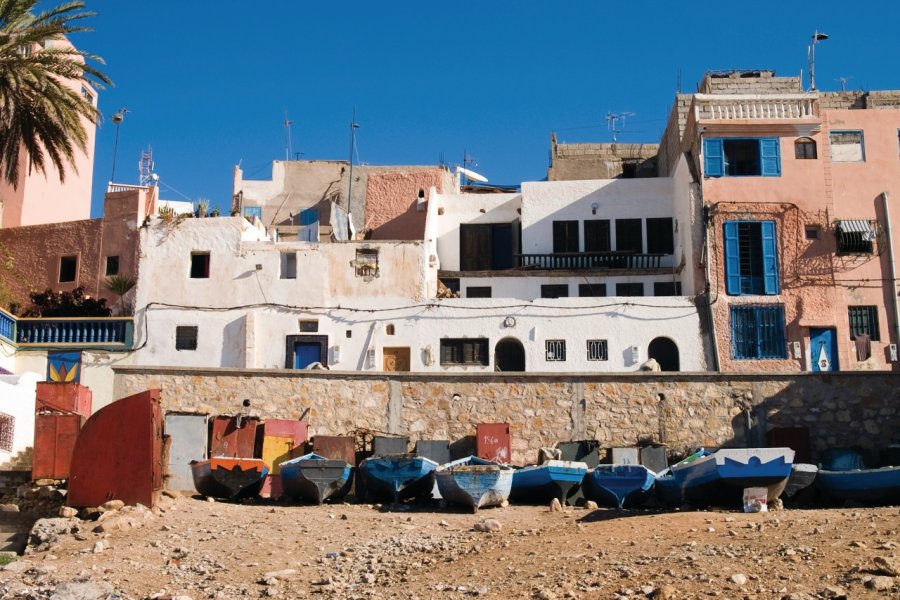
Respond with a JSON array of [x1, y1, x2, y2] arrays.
[[835, 76, 852, 92], [283, 111, 294, 161], [459, 150, 485, 185], [606, 111, 635, 144], [139, 147, 156, 187]]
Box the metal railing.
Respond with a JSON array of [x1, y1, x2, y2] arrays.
[[0, 309, 14, 344], [15, 317, 133, 348], [107, 183, 149, 193], [516, 252, 665, 270], [693, 94, 818, 121]]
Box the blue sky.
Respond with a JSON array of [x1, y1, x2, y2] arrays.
[[57, 1, 900, 217]]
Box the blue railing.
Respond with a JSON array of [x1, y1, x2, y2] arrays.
[[0, 309, 14, 343], [15, 318, 133, 348]]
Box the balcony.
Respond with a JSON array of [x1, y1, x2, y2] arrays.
[[0, 315, 133, 350], [689, 93, 821, 136], [516, 252, 666, 271]]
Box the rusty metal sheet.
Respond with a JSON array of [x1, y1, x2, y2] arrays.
[[312, 435, 356, 465], [164, 414, 208, 491], [414, 440, 450, 465], [35, 382, 92, 418], [67, 389, 163, 508], [262, 419, 308, 445], [259, 420, 308, 498], [32, 414, 83, 480], [209, 416, 259, 457], [373, 436, 408, 456], [476, 423, 511, 463]]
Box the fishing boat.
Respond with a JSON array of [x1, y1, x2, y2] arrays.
[[358, 454, 438, 503], [655, 449, 708, 507], [190, 457, 269, 500], [816, 449, 900, 505], [783, 463, 818, 499], [582, 464, 657, 509], [509, 460, 588, 505], [669, 447, 795, 507], [435, 456, 514, 512], [279, 452, 352, 505]]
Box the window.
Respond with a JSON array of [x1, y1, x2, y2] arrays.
[[795, 137, 817, 159], [586, 339, 608, 361], [243, 206, 262, 220], [552, 221, 579, 253], [440, 278, 460, 295], [80, 86, 94, 105], [723, 221, 779, 295], [835, 220, 874, 254], [440, 338, 489, 366], [459, 223, 514, 270], [653, 281, 682, 296], [731, 305, 786, 359], [616, 283, 644, 296], [578, 283, 607, 297], [545, 339, 566, 361], [703, 137, 781, 177], [805, 226, 820, 240], [830, 131, 865, 162], [385, 324, 395, 335], [541, 284, 569, 298], [466, 286, 492, 298], [280, 252, 297, 279], [354, 249, 379, 277], [615, 219, 643, 253], [59, 256, 77, 283], [620, 161, 638, 179], [848, 306, 880, 341], [104, 256, 119, 276], [190, 253, 210, 278], [299, 320, 319, 333], [646, 218, 674, 254], [175, 326, 198, 351], [583, 220, 610, 252]]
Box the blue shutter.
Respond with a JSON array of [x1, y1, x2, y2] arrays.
[[760, 138, 781, 177], [761, 221, 779, 294], [704, 138, 724, 177], [723, 222, 741, 295]]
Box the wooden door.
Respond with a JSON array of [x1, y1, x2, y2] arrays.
[[383, 347, 411, 372]]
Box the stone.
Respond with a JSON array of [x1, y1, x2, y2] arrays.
[[58, 506, 78, 518], [0, 503, 20, 512], [262, 569, 297, 581], [649, 585, 677, 599], [49, 581, 114, 599], [473, 519, 502, 533], [874, 556, 899, 577], [550, 498, 563, 512], [866, 576, 894, 591], [731, 573, 747, 586], [584, 501, 599, 510], [361, 572, 376, 584], [101, 500, 125, 511], [92, 539, 110, 554]]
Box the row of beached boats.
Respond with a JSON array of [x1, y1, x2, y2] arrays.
[[190, 445, 900, 511]]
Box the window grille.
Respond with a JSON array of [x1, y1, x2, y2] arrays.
[[586, 339, 608, 361], [175, 326, 198, 351], [0, 412, 14, 452], [848, 306, 880, 341], [440, 338, 489, 366], [354, 249, 379, 277], [731, 305, 786, 359], [545, 339, 566, 361]]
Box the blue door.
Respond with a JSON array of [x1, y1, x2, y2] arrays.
[[299, 209, 319, 242], [810, 328, 838, 372], [294, 342, 321, 369]]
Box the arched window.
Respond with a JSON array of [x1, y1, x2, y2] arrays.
[[648, 337, 680, 371], [494, 337, 525, 372], [795, 137, 817, 159]]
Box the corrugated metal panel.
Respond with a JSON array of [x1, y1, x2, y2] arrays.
[[164, 414, 208, 491], [210, 416, 259, 458], [838, 219, 872, 233], [259, 420, 309, 498], [32, 414, 83, 480], [476, 423, 511, 463], [373, 436, 408, 456], [35, 383, 92, 418], [312, 436, 355, 465], [415, 440, 450, 464], [67, 389, 162, 508]]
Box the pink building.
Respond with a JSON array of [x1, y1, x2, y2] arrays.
[[668, 71, 900, 372], [0, 36, 98, 229]]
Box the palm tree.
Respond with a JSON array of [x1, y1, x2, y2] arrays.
[[0, 1, 111, 188], [104, 273, 136, 315]]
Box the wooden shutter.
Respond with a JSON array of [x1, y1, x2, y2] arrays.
[[584, 220, 611, 252], [723, 222, 741, 295], [760, 138, 782, 176], [460, 225, 492, 271], [704, 138, 724, 177], [761, 221, 779, 294]]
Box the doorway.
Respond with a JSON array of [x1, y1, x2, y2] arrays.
[[383, 347, 411, 372], [810, 327, 838, 372], [494, 337, 525, 372], [648, 337, 680, 371], [285, 334, 328, 369]]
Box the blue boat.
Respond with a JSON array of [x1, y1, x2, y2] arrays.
[[816, 450, 900, 505], [583, 464, 657, 509], [279, 452, 353, 505], [666, 448, 795, 507], [358, 454, 439, 503], [509, 460, 588, 505], [655, 449, 708, 506], [435, 456, 514, 512]]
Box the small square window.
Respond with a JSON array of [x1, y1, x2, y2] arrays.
[[466, 286, 492, 298], [805, 226, 820, 240], [386, 324, 395, 335], [244, 206, 262, 220], [190, 253, 210, 278], [586, 339, 608, 361], [345, 330, 352, 338], [355, 249, 379, 277], [653, 281, 682, 296], [578, 283, 606, 298], [105, 256, 120, 276], [175, 326, 198, 351], [280, 252, 297, 279], [848, 306, 880, 341], [545, 339, 566, 361], [616, 283, 644, 297], [830, 131, 865, 162], [59, 256, 78, 283], [299, 320, 319, 333], [795, 138, 817, 159], [80, 85, 94, 105], [541, 284, 569, 299]]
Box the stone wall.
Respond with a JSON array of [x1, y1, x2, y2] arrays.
[[699, 71, 802, 95], [114, 366, 900, 465], [548, 136, 658, 181]]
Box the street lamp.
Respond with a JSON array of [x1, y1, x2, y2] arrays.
[[807, 31, 829, 91], [109, 107, 128, 183]]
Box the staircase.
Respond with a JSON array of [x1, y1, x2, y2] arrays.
[[0, 448, 35, 555], [0, 447, 33, 473]]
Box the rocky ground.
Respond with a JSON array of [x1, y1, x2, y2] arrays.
[[0, 493, 898, 600]]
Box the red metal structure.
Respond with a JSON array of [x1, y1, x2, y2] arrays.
[[67, 389, 163, 508], [209, 415, 259, 457], [476, 423, 511, 463], [32, 414, 83, 480], [312, 435, 356, 465], [35, 382, 92, 418], [260, 419, 309, 498]]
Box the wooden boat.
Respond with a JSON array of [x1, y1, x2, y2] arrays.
[[583, 464, 657, 509], [435, 456, 514, 512], [279, 452, 352, 505], [358, 454, 438, 502], [509, 460, 588, 505], [190, 457, 269, 500], [816, 450, 900, 505], [669, 447, 795, 507], [655, 449, 708, 507], [783, 463, 818, 499]]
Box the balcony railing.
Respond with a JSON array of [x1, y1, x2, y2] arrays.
[[107, 183, 149, 193], [693, 93, 819, 121], [15, 317, 133, 348], [0, 310, 14, 344], [516, 252, 665, 270]]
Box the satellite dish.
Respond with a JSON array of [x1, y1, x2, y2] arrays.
[[457, 166, 488, 183]]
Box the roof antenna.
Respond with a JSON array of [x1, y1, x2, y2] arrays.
[[606, 111, 635, 146], [807, 30, 829, 91], [284, 111, 294, 161], [835, 76, 852, 92]]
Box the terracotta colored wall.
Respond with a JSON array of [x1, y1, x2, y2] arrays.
[[365, 169, 448, 240]]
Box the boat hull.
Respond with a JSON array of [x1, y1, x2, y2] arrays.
[[280, 453, 352, 504], [783, 463, 818, 499], [509, 460, 588, 505], [583, 465, 656, 509], [816, 466, 900, 505], [436, 457, 513, 512], [359, 455, 438, 503], [671, 448, 794, 507], [191, 458, 268, 501]]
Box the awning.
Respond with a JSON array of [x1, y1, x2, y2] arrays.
[[837, 219, 872, 234]]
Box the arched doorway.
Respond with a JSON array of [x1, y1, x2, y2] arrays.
[[495, 337, 525, 372], [648, 337, 679, 371]]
